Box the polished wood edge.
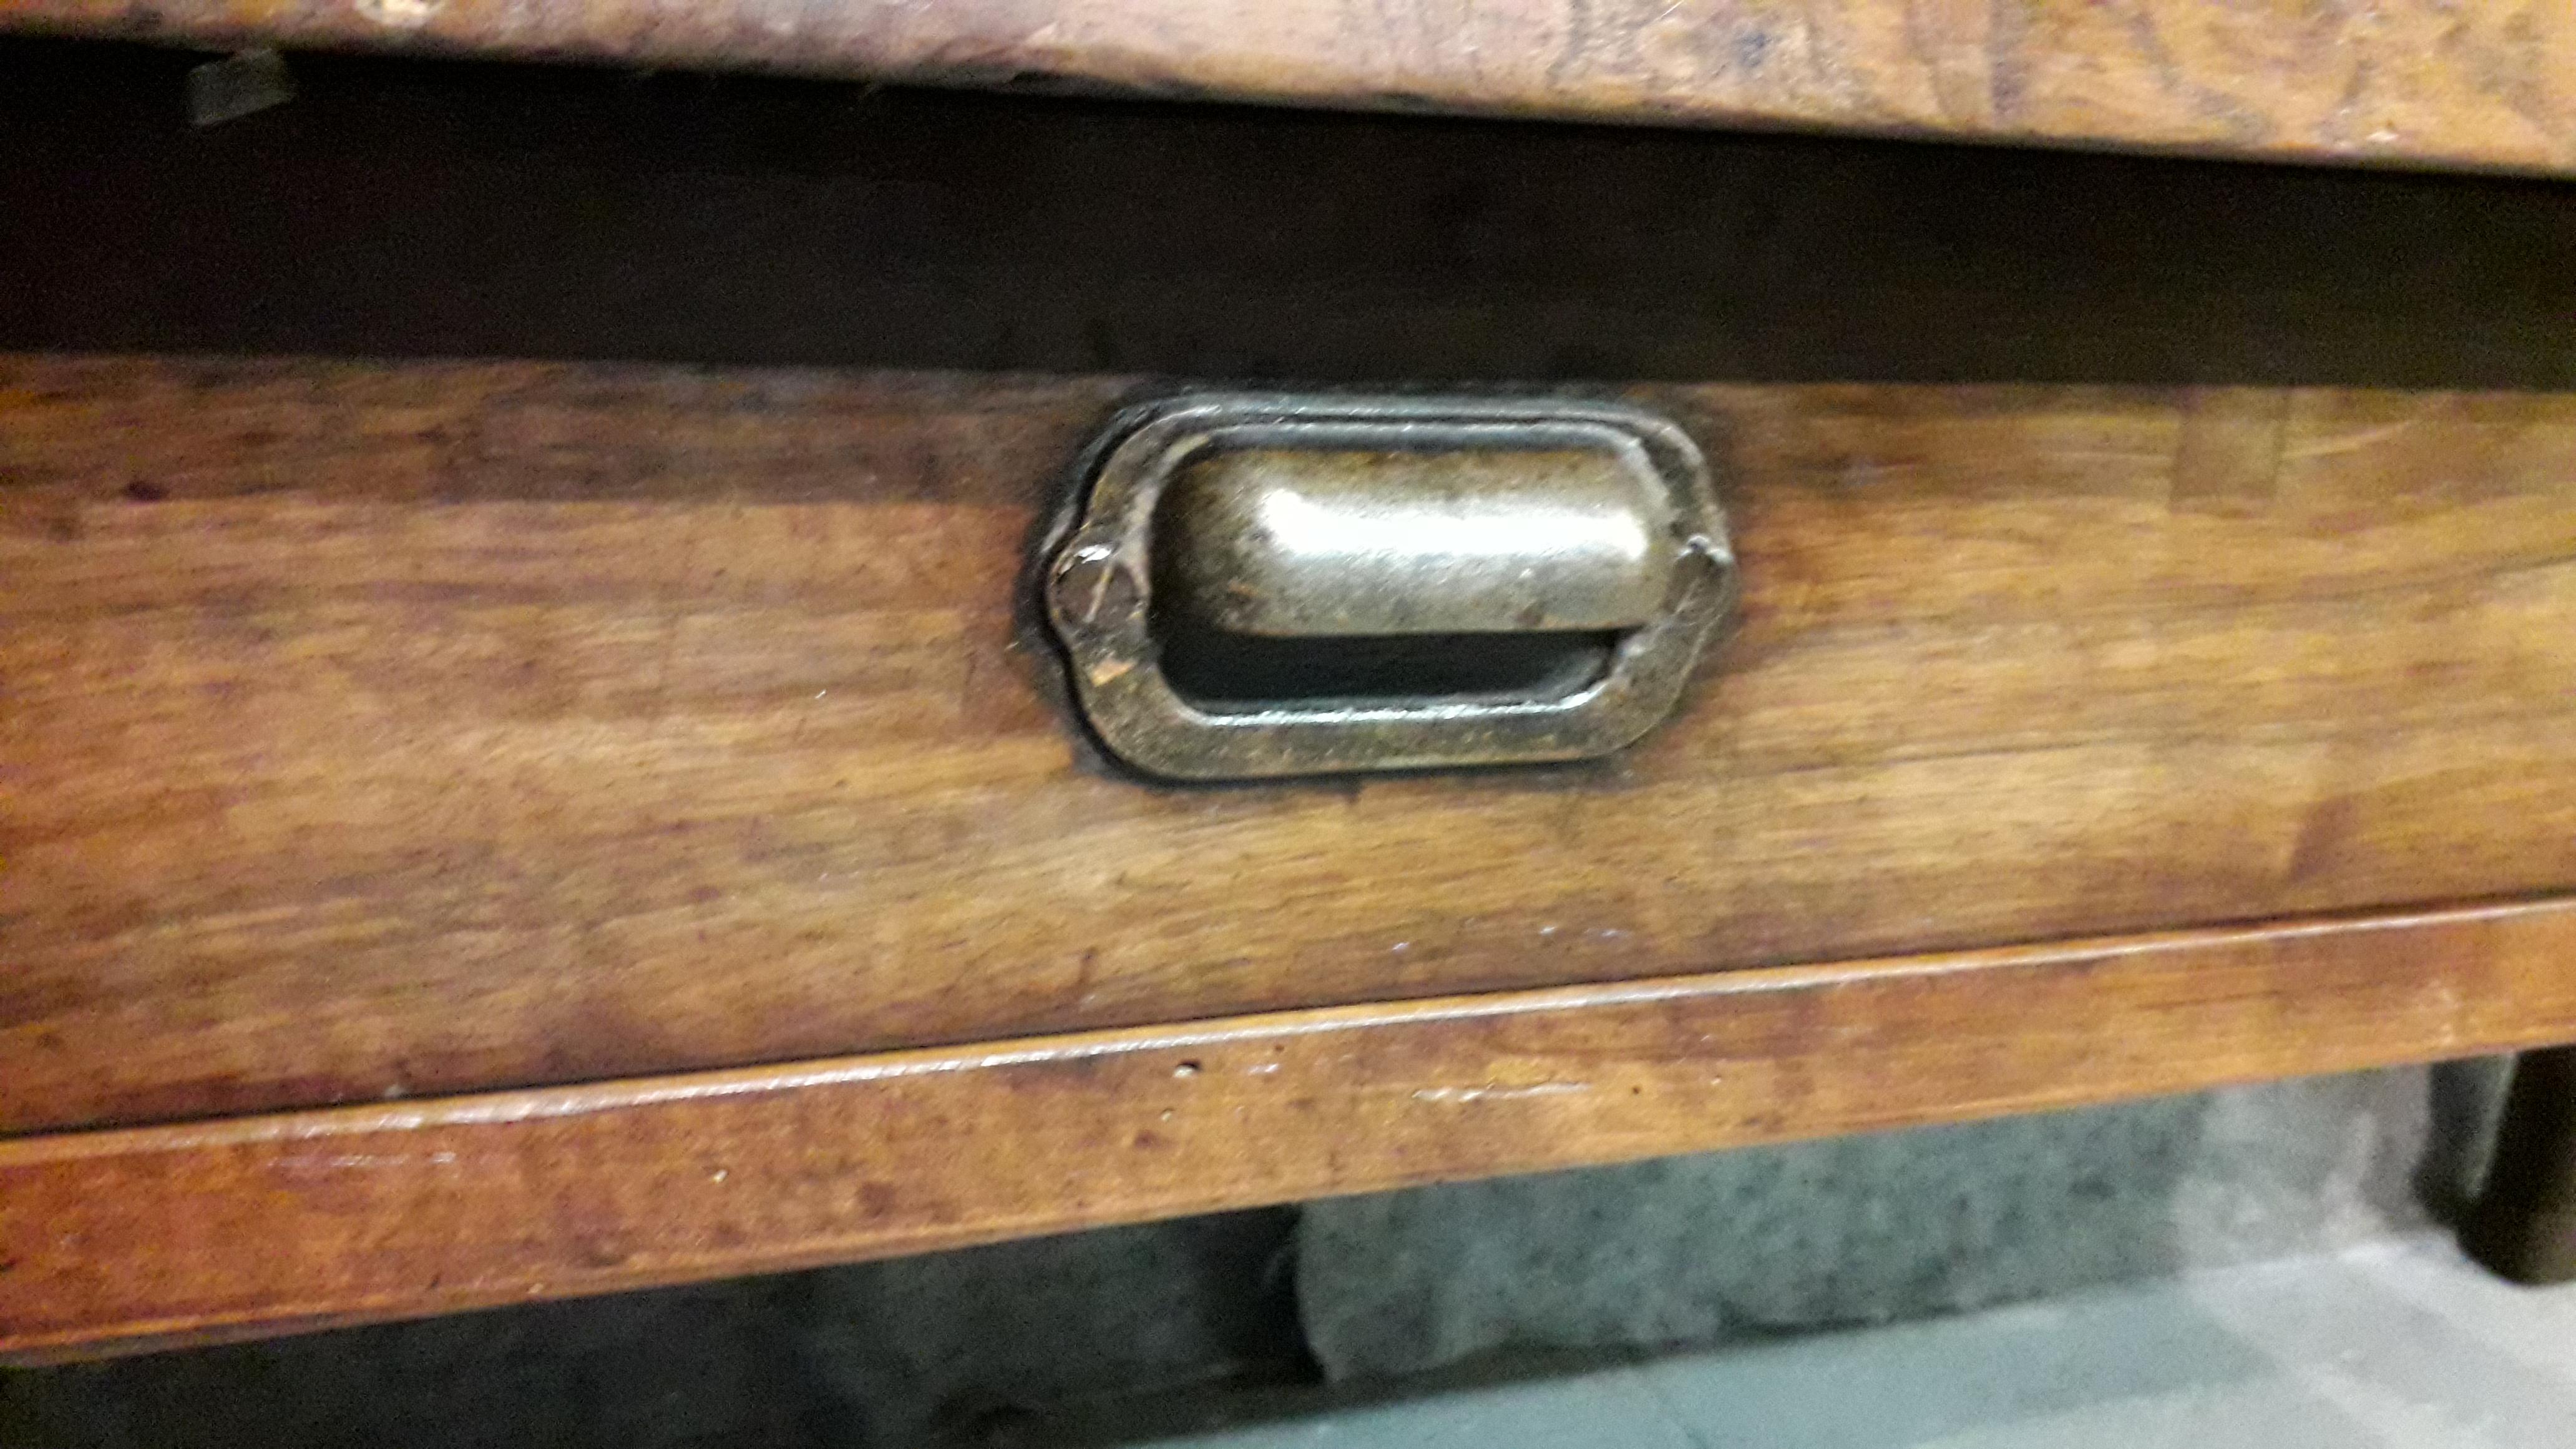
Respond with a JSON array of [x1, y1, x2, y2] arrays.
[[9, 895, 2576, 1361], [4, 2, 2573, 177], [2461, 1045, 2576, 1284]]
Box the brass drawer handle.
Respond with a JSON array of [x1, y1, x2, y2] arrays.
[[1044, 394, 1735, 780]]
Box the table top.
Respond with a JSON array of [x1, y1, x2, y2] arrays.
[[7, 0, 2575, 175]]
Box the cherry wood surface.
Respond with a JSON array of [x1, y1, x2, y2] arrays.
[[7, 897, 2576, 1361], [7, 355, 2576, 1136], [4, 0, 2575, 174]]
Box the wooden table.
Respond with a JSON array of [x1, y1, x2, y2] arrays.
[[3, 11, 2575, 1358]]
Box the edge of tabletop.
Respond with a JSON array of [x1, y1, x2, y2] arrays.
[[4, 3, 2574, 178]]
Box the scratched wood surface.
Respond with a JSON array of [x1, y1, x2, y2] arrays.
[[7, 898, 2576, 1360], [4, 1, 2575, 174], [8, 355, 2576, 1134]]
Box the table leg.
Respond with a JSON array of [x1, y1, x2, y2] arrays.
[[2464, 1046, 2576, 1284]]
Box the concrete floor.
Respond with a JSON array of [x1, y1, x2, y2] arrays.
[[1105, 1232, 2576, 1448], [1300, 1063, 2509, 1377]]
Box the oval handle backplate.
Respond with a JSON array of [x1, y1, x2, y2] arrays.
[[1043, 394, 1735, 780]]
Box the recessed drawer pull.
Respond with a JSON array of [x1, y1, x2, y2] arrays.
[[1043, 394, 1736, 779]]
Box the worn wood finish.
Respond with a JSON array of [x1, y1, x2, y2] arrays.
[[7, 897, 2576, 1360], [2462, 1046, 2576, 1284], [9, 356, 2576, 1134], [4, 1, 2575, 175]]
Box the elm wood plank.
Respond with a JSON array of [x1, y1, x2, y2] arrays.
[[9, 357, 2576, 1133], [7, 897, 2576, 1361], [5, 1, 2575, 175]]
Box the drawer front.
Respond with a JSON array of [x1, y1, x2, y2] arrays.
[[8, 358, 2576, 1134]]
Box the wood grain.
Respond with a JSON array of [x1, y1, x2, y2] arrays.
[[7, 897, 2576, 1360], [4, 1, 2574, 174], [9, 356, 2576, 1133]]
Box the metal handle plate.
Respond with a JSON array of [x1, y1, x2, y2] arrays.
[[1043, 394, 1735, 780]]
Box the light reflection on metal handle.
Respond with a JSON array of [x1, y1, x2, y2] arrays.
[[1042, 394, 1735, 781]]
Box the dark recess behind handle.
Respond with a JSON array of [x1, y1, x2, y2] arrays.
[[2, 38, 2574, 390]]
